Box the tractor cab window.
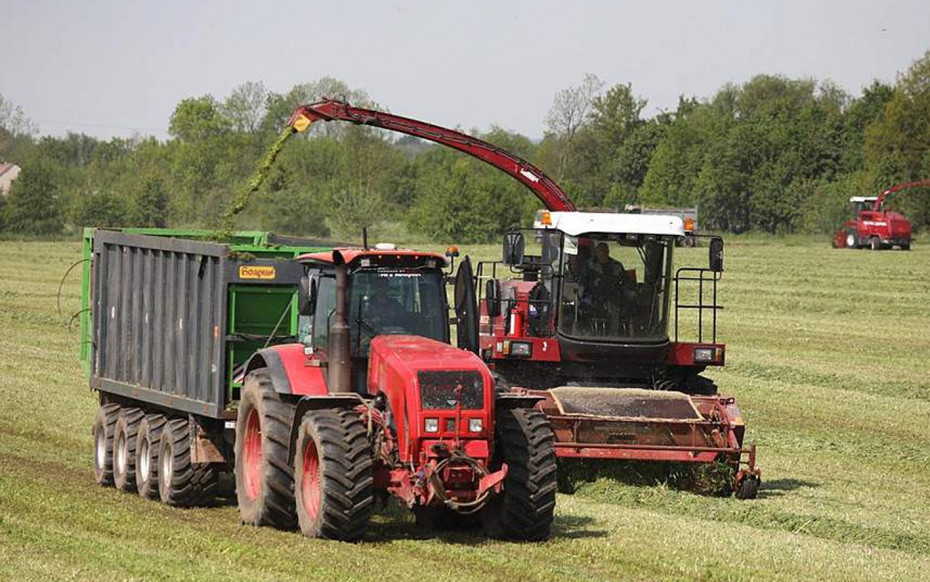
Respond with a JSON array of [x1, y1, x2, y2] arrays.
[[349, 268, 448, 357], [559, 233, 673, 341]]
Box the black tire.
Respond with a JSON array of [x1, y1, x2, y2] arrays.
[[135, 414, 167, 500], [482, 408, 557, 541], [294, 409, 374, 541], [234, 369, 298, 529], [735, 475, 760, 500], [901, 242, 911, 251], [687, 375, 719, 396], [113, 407, 145, 492], [158, 417, 218, 507], [870, 237, 882, 251], [93, 403, 121, 487]]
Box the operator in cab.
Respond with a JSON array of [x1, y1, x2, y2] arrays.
[[585, 242, 634, 335]]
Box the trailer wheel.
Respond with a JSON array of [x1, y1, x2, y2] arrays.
[[294, 409, 373, 541], [234, 369, 298, 530], [113, 407, 145, 492], [135, 414, 167, 500], [483, 408, 557, 541], [93, 403, 121, 487], [158, 417, 218, 506]]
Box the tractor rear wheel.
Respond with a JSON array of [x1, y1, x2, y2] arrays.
[[294, 409, 374, 541], [157, 417, 218, 506], [135, 414, 167, 500], [482, 408, 557, 541], [234, 369, 297, 530], [113, 407, 145, 492], [93, 403, 121, 487]]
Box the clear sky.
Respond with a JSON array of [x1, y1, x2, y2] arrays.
[[2, 0, 929, 140]]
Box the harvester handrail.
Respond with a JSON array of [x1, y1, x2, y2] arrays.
[[674, 267, 722, 344]]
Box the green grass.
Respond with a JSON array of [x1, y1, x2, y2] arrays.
[[2, 237, 930, 581]]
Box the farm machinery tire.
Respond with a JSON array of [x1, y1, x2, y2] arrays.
[[113, 407, 145, 492], [93, 403, 121, 487], [846, 233, 857, 249], [234, 369, 298, 530], [482, 408, 557, 541], [294, 409, 374, 541], [870, 237, 882, 251], [735, 475, 760, 500], [901, 242, 911, 251], [158, 417, 218, 506], [135, 414, 167, 500]]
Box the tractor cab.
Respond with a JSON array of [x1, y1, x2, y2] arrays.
[[849, 196, 879, 217], [297, 247, 452, 393], [477, 210, 725, 389]]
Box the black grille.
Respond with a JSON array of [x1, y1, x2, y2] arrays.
[[418, 371, 484, 410]]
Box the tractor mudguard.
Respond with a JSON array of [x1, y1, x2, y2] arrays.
[[244, 344, 328, 396]]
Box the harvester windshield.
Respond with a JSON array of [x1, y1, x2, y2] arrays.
[[558, 234, 673, 341], [349, 268, 448, 356]]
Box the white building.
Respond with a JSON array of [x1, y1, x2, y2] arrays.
[[0, 162, 20, 196]]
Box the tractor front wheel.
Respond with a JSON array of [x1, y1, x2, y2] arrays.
[[845, 233, 857, 249], [294, 409, 373, 541], [234, 369, 297, 529], [482, 408, 557, 541]]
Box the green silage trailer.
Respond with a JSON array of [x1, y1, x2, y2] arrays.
[[81, 228, 335, 502]]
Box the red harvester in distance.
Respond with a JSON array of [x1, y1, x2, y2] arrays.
[[832, 179, 930, 250]]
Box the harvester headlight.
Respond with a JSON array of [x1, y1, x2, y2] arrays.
[[694, 347, 715, 363], [468, 418, 483, 433], [424, 418, 439, 433], [509, 341, 532, 357]]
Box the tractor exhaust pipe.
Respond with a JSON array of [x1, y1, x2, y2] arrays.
[[328, 250, 352, 394]]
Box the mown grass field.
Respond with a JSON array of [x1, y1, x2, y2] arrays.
[[1, 237, 929, 581]]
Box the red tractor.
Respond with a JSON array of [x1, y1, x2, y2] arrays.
[[238, 248, 557, 540], [832, 179, 930, 250], [286, 99, 760, 498]]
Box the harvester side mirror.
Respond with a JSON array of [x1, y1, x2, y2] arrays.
[[502, 232, 525, 266], [298, 275, 316, 316], [709, 237, 724, 272], [485, 279, 502, 318]]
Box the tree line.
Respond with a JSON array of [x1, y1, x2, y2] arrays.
[[2, 51, 929, 241]]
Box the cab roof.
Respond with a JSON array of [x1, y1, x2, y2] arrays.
[[298, 248, 446, 267], [535, 211, 685, 237]]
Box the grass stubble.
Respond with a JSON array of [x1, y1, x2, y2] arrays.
[[0, 237, 928, 581]]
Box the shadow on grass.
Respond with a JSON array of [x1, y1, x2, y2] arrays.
[[362, 501, 606, 544], [757, 478, 820, 499]]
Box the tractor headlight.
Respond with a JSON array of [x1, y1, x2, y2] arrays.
[[694, 347, 715, 363], [468, 418, 483, 433], [424, 418, 439, 433]]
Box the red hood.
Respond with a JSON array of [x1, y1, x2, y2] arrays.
[[369, 335, 486, 373]]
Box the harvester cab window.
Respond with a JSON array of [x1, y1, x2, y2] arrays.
[[349, 268, 447, 357], [559, 234, 672, 341]]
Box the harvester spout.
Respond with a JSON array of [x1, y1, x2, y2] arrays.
[[328, 250, 352, 393]]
